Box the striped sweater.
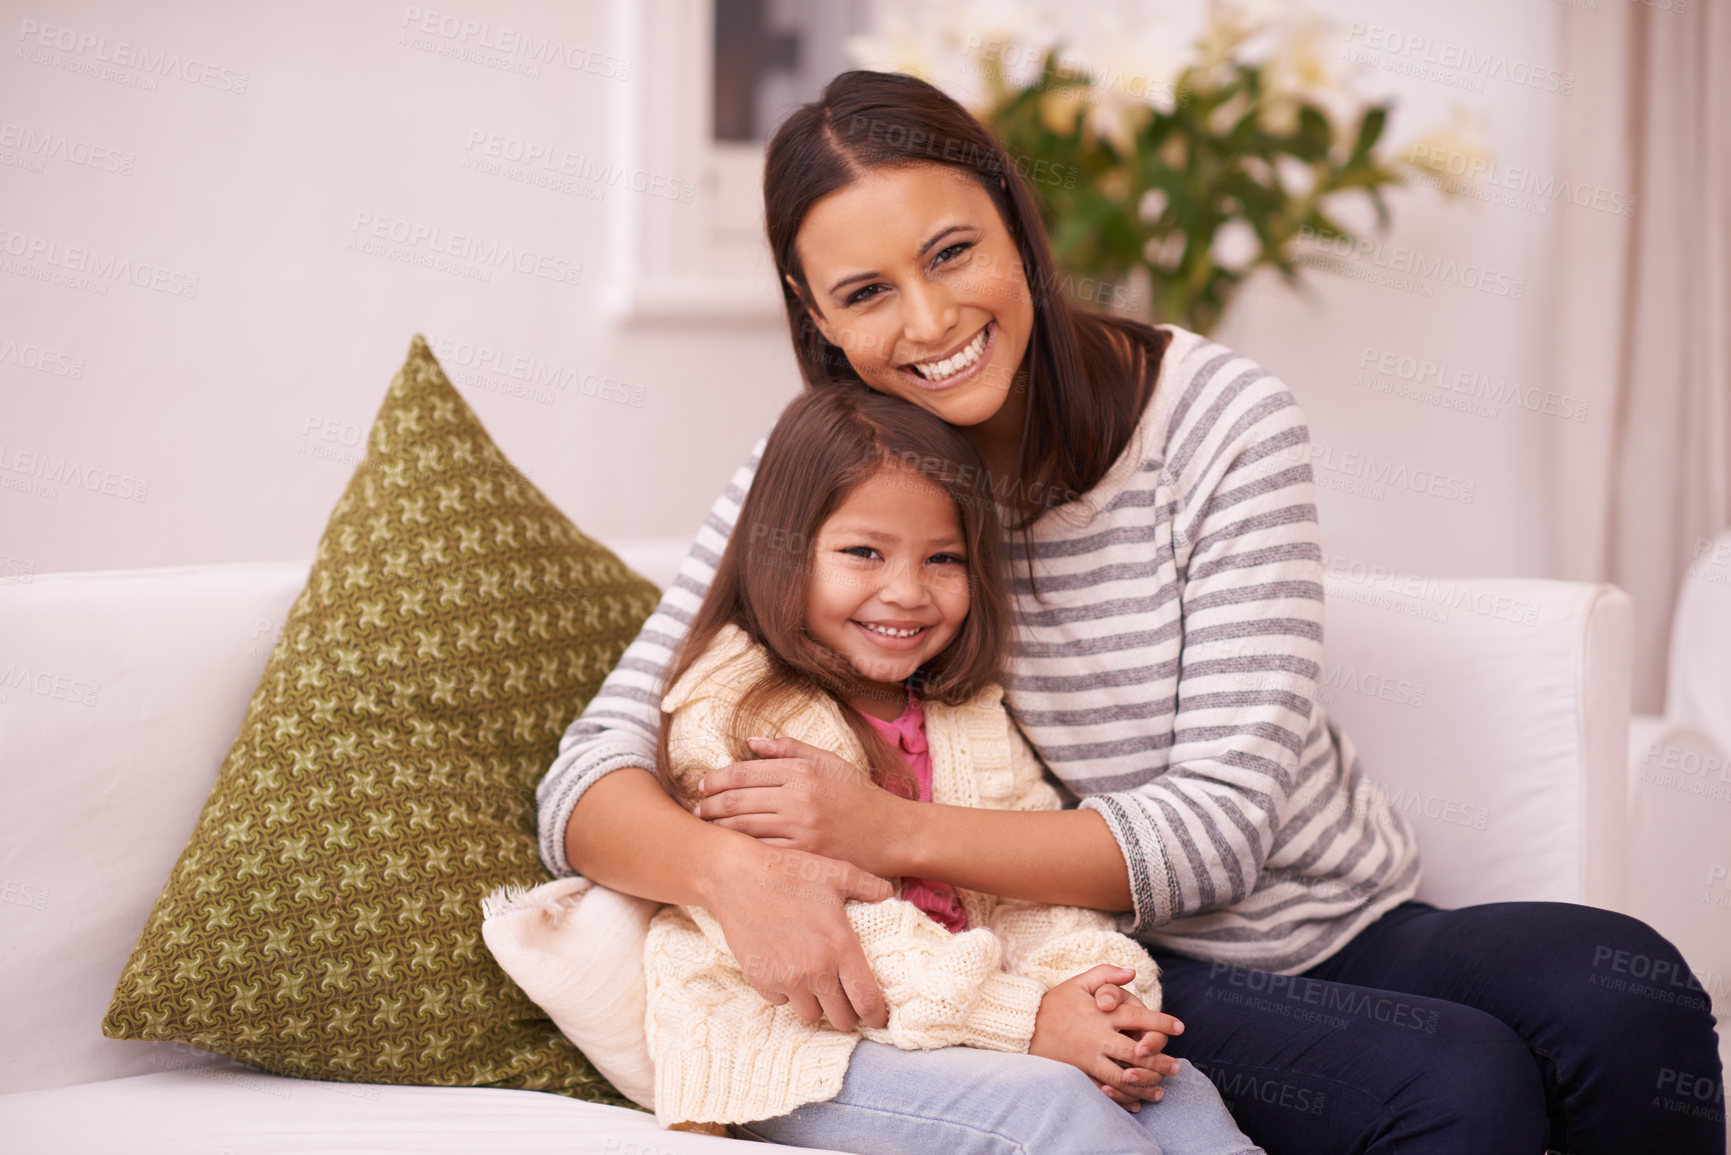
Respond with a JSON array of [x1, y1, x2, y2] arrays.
[[536, 325, 1422, 975]]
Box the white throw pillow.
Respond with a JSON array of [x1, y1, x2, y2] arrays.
[[481, 878, 662, 1110]]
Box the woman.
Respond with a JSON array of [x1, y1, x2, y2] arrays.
[[537, 70, 1723, 1153]]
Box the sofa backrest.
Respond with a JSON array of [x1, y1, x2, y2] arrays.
[[1, 562, 311, 1095], [0, 549, 1630, 1094], [1317, 572, 1631, 915]]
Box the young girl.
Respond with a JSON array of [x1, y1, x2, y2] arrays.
[[642, 383, 1263, 1153]]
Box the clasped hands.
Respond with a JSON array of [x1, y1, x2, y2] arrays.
[[692, 735, 1183, 1112]]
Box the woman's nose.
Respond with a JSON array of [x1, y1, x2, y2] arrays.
[[900, 280, 956, 347]]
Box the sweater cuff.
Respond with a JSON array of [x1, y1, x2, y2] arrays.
[[959, 971, 1045, 1053]]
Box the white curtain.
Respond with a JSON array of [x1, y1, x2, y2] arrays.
[[1548, 0, 1731, 713]]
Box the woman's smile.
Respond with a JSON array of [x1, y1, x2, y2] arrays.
[[900, 321, 995, 389]]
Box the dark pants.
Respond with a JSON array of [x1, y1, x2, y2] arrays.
[[1154, 901, 1726, 1154]]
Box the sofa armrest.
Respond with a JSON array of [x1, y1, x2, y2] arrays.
[[1320, 572, 1632, 912]]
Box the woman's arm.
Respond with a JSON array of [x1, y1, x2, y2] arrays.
[[533, 436, 765, 879]]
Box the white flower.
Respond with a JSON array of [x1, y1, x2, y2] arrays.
[[1051, 11, 1186, 117], [1398, 104, 1493, 192], [1196, 0, 1282, 74], [1210, 218, 1260, 272], [1252, 7, 1362, 135], [845, 0, 1057, 115]]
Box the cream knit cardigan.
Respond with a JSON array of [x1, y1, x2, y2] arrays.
[[645, 623, 1163, 1128]]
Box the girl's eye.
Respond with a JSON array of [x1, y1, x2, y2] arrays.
[[928, 552, 965, 566], [840, 545, 880, 560]]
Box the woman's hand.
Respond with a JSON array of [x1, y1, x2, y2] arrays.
[[1029, 965, 1185, 1113], [695, 735, 910, 879], [706, 834, 896, 1032]]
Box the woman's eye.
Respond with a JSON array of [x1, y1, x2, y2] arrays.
[[934, 242, 971, 266], [846, 283, 885, 307]]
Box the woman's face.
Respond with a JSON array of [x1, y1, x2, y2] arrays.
[[792, 163, 1035, 433]]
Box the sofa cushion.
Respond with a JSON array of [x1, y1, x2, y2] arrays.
[[0, 1068, 831, 1153], [100, 335, 660, 1105]]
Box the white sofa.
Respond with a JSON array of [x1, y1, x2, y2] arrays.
[[0, 541, 1722, 1151]]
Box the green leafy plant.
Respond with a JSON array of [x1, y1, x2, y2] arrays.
[[849, 2, 1480, 335]]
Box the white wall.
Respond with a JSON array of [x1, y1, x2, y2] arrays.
[[1, 0, 802, 576], [2, 0, 1587, 587], [1211, 0, 1569, 583]]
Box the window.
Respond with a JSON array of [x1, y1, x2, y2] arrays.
[[608, 0, 873, 323]]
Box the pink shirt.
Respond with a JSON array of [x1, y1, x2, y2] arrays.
[[857, 689, 969, 934]]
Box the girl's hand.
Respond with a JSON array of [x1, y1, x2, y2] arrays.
[[1029, 965, 1183, 1113], [1084, 971, 1185, 1109], [708, 836, 896, 1032], [695, 735, 908, 879]]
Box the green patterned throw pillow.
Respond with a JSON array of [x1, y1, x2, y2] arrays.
[[102, 335, 659, 1106]]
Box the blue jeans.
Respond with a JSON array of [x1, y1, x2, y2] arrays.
[[736, 1046, 1263, 1154], [738, 902, 1725, 1153], [1156, 901, 1725, 1154]]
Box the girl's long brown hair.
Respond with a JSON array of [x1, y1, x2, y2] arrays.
[[763, 69, 1172, 567], [655, 384, 1013, 811]]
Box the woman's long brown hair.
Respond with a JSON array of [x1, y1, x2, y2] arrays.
[[655, 383, 1014, 811], [762, 69, 1172, 573]]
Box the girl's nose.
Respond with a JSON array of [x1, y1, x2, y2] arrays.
[[878, 559, 931, 607]]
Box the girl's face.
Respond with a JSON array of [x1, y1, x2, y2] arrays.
[[792, 164, 1035, 434], [805, 465, 970, 713]]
